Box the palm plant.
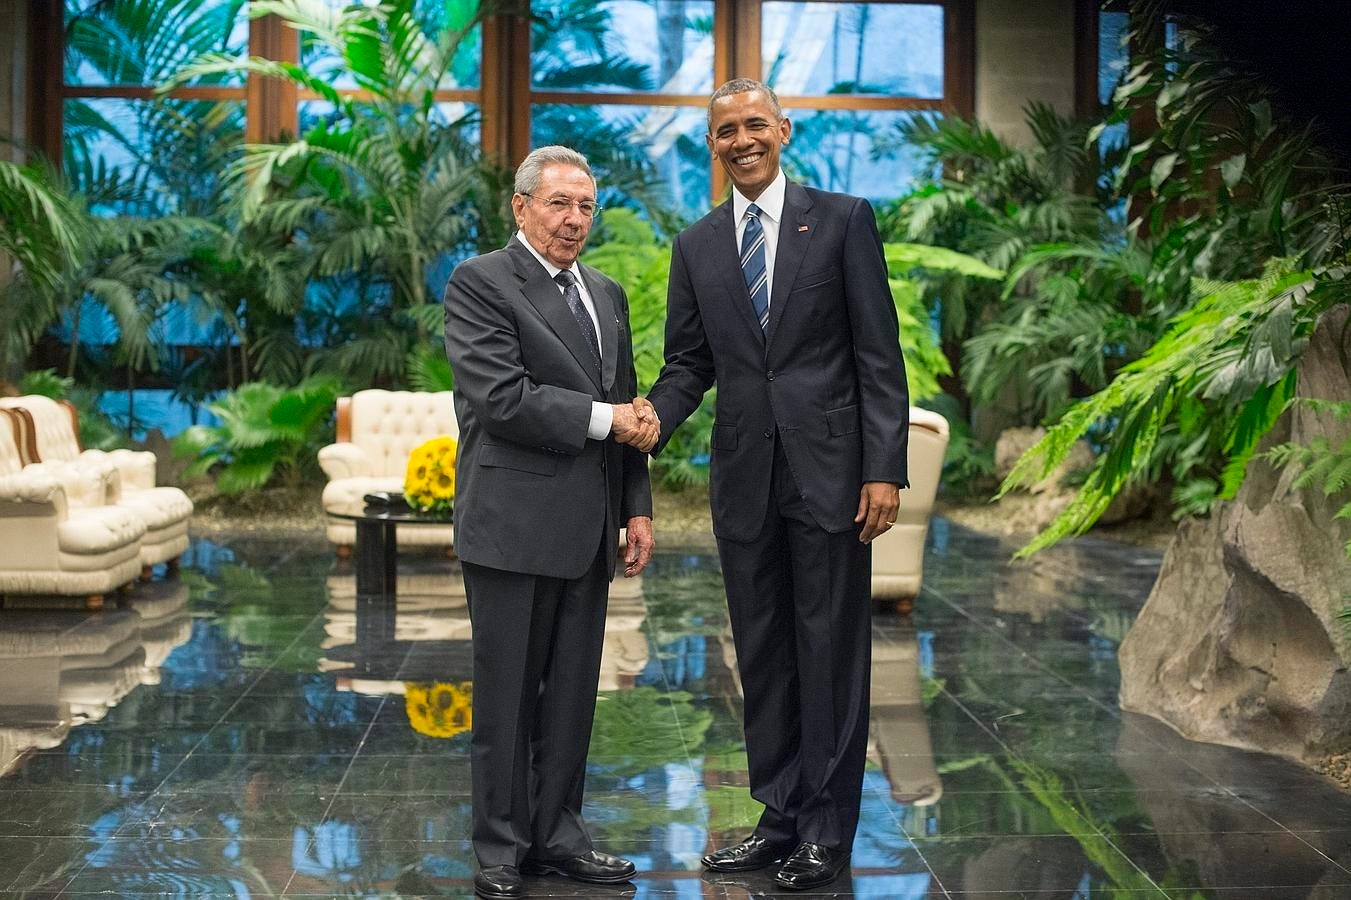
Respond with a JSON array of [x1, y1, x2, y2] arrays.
[[165, 0, 505, 388], [878, 105, 1110, 421], [0, 162, 85, 379]]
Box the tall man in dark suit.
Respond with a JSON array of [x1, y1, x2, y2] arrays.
[[647, 79, 909, 891], [444, 145, 659, 900]]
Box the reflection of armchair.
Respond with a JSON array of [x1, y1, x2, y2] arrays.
[[869, 628, 941, 807], [318, 390, 459, 555], [0, 408, 146, 604], [0, 395, 192, 576], [871, 407, 950, 613]]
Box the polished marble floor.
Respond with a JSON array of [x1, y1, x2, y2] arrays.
[[2, 521, 1350, 898]]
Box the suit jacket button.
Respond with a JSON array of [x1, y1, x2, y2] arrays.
[[763, 429, 773, 439], [766, 370, 775, 381]]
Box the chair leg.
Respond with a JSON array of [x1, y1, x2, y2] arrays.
[[139, 564, 153, 582], [166, 557, 181, 578], [443, 545, 457, 560], [896, 596, 915, 616], [86, 595, 105, 611], [336, 544, 353, 560]]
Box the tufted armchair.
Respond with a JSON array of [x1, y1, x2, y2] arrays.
[[0, 408, 147, 605], [0, 395, 192, 576], [318, 390, 459, 554], [871, 407, 951, 613]]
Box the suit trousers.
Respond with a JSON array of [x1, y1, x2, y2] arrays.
[[716, 438, 872, 850], [462, 547, 610, 868]]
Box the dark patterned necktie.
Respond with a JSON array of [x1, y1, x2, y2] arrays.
[[741, 203, 769, 331], [554, 269, 601, 370]]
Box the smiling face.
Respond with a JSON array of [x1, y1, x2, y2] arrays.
[[512, 163, 596, 268], [706, 88, 791, 201]]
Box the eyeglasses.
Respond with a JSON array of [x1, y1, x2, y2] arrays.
[[520, 192, 603, 218]]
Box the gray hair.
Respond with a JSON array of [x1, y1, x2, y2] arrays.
[[514, 145, 595, 196], [707, 78, 783, 131]]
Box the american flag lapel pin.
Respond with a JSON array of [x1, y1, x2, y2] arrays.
[[797, 225, 809, 232]]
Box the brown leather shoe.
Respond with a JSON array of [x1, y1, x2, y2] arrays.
[[773, 842, 851, 890], [521, 848, 636, 883], [701, 834, 796, 872]]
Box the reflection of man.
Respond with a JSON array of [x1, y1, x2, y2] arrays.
[[647, 79, 909, 891], [444, 145, 658, 900]]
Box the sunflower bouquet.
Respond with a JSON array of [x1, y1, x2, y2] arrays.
[[404, 435, 458, 518], [404, 681, 473, 739]]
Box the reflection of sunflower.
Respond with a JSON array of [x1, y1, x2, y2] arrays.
[[405, 681, 473, 738], [404, 435, 458, 516]]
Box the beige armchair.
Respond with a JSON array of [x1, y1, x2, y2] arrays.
[[319, 389, 459, 554], [871, 407, 950, 613], [0, 408, 146, 605], [0, 395, 192, 576]]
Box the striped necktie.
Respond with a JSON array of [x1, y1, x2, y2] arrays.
[[741, 203, 769, 331], [554, 269, 601, 371]]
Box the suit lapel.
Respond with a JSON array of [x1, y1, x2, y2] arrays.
[[580, 264, 619, 392], [709, 202, 767, 346], [767, 182, 816, 342], [508, 240, 604, 392]]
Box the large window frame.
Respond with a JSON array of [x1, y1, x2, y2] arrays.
[[31, 0, 974, 206]]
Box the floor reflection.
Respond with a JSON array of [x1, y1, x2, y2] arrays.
[[0, 524, 1348, 897]]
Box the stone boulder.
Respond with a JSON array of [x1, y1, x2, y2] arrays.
[[1118, 307, 1351, 763]]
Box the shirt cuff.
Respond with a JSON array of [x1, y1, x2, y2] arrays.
[[588, 402, 614, 441]]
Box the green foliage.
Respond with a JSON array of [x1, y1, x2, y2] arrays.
[[1002, 262, 1342, 555], [0, 162, 84, 300], [17, 369, 126, 451], [883, 241, 1000, 401], [165, 0, 504, 389], [172, 376, 342, 493], [986, 5, 1351, 554], [1263, 398, 1351, 558], [589, 686, 712, 778]]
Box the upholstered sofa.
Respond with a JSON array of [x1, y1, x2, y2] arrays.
[[318, 390, 459, 554], [0, 408, 146, 604], [871, 407, 950, 612], [0, 395, 192, 575]]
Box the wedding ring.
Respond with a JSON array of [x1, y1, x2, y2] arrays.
[[884, 520, 896, 526]]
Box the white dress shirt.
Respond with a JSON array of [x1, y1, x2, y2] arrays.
[[514, 232, 613, 440], [731, 168, 787, 311]]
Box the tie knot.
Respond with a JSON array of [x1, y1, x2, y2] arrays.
[[554, 269, 576, 288], [746, 203, 761, 220]]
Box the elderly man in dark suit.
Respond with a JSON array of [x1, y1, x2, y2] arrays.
[[444, 145, 658, 900], [646, 79, 909, 891]]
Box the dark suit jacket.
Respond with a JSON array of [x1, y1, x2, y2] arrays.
[[648, 181, 908, 542], [444, 237, 652, 579]]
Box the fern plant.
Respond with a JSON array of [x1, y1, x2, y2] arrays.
[[1001, 262, 1347, 555], [1263, 399, 1351, 558]]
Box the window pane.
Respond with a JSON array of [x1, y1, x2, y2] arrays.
[[64, 98, 244, 216], [65, 0, 247, 87], [531, 1, 715, 94], [1099, 11, 1129, 105], [763, 3, 943, 98], [532, 104, 711, 222], [783, 109, 938, 201], [299, 1, 483, 90]]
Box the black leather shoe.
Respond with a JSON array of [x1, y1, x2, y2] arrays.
[[473, 865, 524, 899], [701, 835, 796, 872], [773, 842, 851, 890], [521, 849, 636, 884]]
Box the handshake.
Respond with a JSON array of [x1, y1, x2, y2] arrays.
[[611, 397, 660, 452]]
